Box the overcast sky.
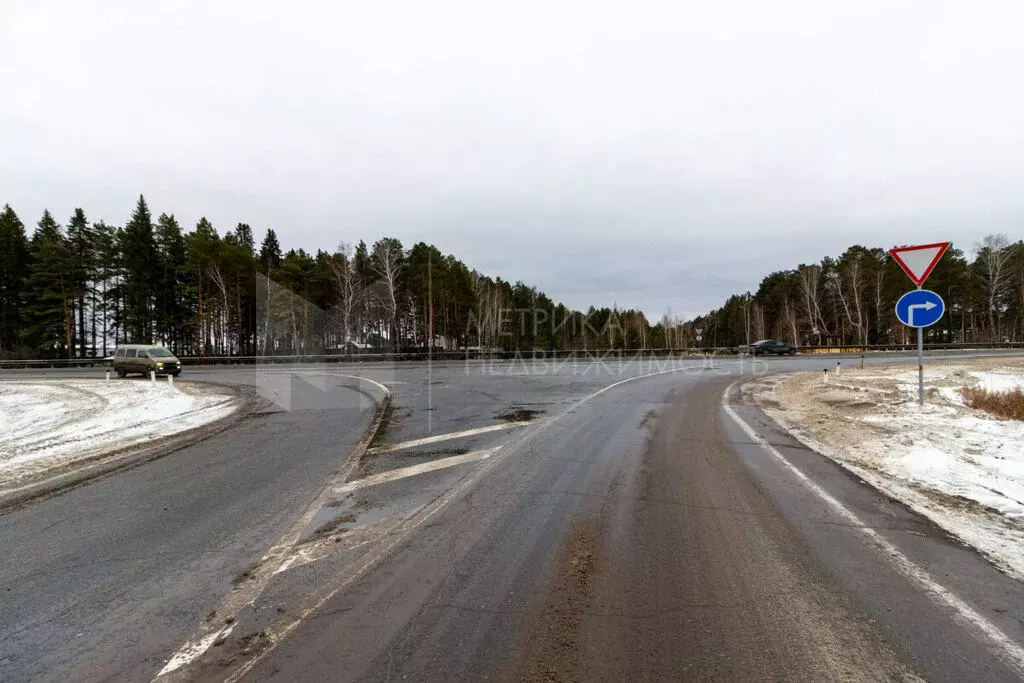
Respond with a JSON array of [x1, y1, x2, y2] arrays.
[[2, 2, 1022, 320]]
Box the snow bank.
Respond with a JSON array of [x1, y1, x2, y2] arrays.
[[970, 371, 1024, 394], [747, 362, 1024, 581], [0, 379, 239, 488]]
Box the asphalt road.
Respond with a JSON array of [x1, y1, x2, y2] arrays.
[[0, 374, 374, 682], [2, 353, 1024, 681]]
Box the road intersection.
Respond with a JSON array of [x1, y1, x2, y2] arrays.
[[2, 354, 1023, 681]]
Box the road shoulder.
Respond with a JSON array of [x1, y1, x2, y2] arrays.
[[725, 378, 1024, 681], [740, 363, 1024, 581]]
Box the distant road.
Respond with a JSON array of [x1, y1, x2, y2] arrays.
[[2, 354, 1023, 682]]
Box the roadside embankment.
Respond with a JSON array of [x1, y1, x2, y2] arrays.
[[743, 359, 1024, 581], [0, 379, 241, 491]]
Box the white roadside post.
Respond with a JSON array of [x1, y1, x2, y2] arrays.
[[168, 373, 174, 387], [105, 370, 110, 383], [823, 368, 829, 385], [150, 370, 156, 383], [889, 242, 950, 407], [835, 361, 841, 377]]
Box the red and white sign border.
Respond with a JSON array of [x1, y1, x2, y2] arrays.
[[889, 241, 950, 287]]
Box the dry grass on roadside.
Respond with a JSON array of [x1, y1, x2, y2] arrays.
[[960, 386, 1024, 421]]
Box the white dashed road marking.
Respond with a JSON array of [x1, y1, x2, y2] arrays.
[[365, 421, 537, 455], [334, 448, 501, 494]]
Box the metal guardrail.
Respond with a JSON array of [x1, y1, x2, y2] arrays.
[[3, 343, 1024, 369]]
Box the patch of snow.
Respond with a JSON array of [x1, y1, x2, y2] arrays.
[[937, 387, 966, 405], [970, 371, 1024, 394], [0, 380, 239, 488], [758, 362, 1024, 581]]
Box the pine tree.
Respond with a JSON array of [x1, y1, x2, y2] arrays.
[[24, 210, 72, 356], [0, 205, 28, 356], [187, 217, 221, 354], [234, 223, 255, 254], [258, 228, 282, 272], [92, 221, 121, 353], [155, 213, 188, 351], [121, 195, 157, 343], [65, 208, 94, 357]]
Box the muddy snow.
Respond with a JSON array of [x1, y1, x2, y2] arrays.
[[0, 379, 240, 488], [743, 359, 1024, 581]]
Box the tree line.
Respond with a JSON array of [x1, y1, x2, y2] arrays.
[[682, 236, 1024, 349], [0, 195, 660, 359], [3, 195, 1017, 359]]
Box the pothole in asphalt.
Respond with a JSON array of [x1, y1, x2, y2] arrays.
[[231, 560, 262, 587], [496, 407, 545, 422], [306, 513, 356, 542], [400, 447, 469, 458]]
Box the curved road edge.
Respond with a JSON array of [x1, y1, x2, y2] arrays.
[[332, 374, 393, 484], [0, 380, 256, 513], [153, 373, 391, 681]]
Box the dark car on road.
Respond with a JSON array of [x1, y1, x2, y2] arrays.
[[750, 339, 797, 356]]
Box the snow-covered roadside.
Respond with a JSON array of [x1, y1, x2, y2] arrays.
[[742, 360, 1024, 582], [0, 380, 240, 488]]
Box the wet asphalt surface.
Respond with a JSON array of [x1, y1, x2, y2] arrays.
[[1, 352, 1024, 681]]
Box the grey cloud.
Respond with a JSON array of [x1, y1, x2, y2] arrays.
[[2, 1, 1022, 320]]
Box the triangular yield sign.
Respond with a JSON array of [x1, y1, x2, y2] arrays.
[[889, 242, 949, 286]]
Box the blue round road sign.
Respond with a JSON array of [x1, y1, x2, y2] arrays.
[[895, 289, 945, 328]]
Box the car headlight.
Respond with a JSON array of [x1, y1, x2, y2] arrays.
[[156, 362, 163, 367]]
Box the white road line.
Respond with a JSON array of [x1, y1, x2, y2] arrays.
[[152, 371, 393, 682], [366, 422, 537, 455], [156, 624, 234, 677], [721, 390, 1024, 675], [223, 363, 703, 681], [334, 448, 500, 494]]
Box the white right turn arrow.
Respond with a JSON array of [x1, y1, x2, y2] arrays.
[[908, 300, 937, 325]]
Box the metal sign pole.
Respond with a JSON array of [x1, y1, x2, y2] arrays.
[[917, 326, 924, 406], [890, 242, 949, 408]]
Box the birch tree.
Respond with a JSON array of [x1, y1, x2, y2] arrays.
[[328, 243, 359, 347], [831, 248, 870, 346], [976, 234, 1012, 341], [370, 237, 404, 349], [797, 265, 828, 342]]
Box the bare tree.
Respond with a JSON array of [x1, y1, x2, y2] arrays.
[[370, 238, 404, 349], [874, 270, 886, 345], [751, 301, 766, 340], [208, 262, 230, 353], [976, 234, 1012, 341], [743, 293, 752, 345], [328, 243, 360, 349], [781, 298, 800, 345], [470, 274, 506, 350], [261, 274, 274, 354], [797, 265, 828, 342], [830, 253, 868, 346]]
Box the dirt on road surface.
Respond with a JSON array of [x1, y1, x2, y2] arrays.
[[504, 379, 916, 682]]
